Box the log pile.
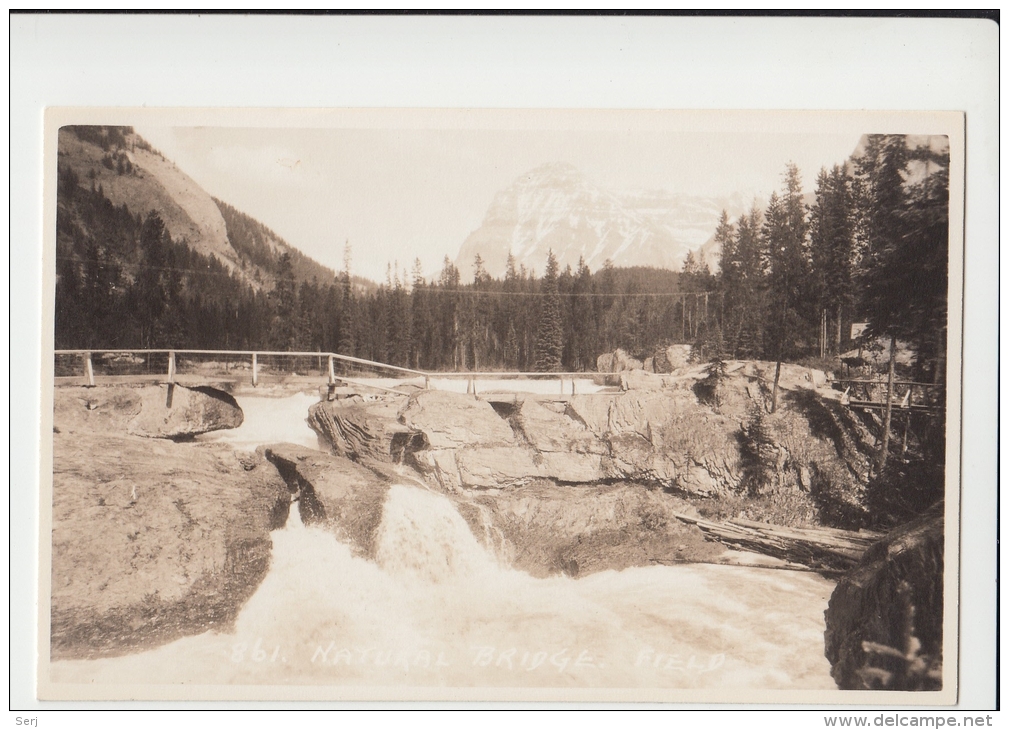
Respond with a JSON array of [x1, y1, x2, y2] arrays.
[[672, 512, 885, 575]]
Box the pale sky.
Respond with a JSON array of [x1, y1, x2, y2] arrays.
[[136, 117, 865, 282]]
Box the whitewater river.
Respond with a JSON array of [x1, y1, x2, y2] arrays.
[[51, 392, 838, 692]]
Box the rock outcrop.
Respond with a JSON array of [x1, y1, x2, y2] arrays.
[[49, 432, 288, 659], [261, 443, 391, 558], [454, 481, 725, 578], [312, 388, 744, 495], [305, 363, 867, 523], [307, 398, 422, 463], [823, 504, 945, 690], [400, 390, 516, 448], [54, 384, 243, 439]]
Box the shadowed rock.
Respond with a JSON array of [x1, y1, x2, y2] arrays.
[[823, 503, 944, 690], [50, 433, 287, 659], [261, 443, 391, 558], [308, 398, 422, 463], [454, 481, 724, 578]]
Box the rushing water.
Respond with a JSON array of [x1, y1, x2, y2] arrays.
[[52, 393, 837, 690]]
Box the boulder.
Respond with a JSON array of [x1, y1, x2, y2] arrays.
[[412, 449, 467, 491], [262, 444, 391, 557], [824, 504, 945, 690], [597, 348, 643, 373], [54, 384, 243, 439], [607, 390, 690, 437], [653, 344, 692, 373], [621, 369, 669, 391], [308, 398, 423, 462], [399, 390, 515, 449], [49, 432, 288, 659], [612, 348, 644, 372]]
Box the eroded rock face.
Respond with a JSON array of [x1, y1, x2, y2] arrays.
[[400, 390, 515, 449], [514, 399, 606, 455], [310, 389, 746, 494], [308, 398, 422, 463], [306, 371, 864, 510], [823, 504, 944, 690], [261, 443, 391, 558], [454, 481, 724, 578], [50, 433, 287, 659], [54, 384, 243, 439]]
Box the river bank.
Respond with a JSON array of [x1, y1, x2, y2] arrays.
[[45, 375, 941, 694]]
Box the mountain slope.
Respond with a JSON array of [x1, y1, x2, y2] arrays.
[[57, 126, 335, 289], [455, 163, 749, 279]]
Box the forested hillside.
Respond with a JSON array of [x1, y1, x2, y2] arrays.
[[54, 129, 949, 392], [699, 134, 949, 388]]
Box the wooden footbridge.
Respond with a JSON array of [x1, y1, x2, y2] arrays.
[[53, 348, 609, 399], [835, 378, 944, 414]]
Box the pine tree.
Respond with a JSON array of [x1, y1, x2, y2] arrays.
[[809, 165, 856, 354], [337, 240, 355, 357], [764, 164, 811, 411], [533, 250, 564, 372]]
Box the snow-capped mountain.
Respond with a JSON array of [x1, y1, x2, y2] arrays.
[[455, 162, 748, 278]]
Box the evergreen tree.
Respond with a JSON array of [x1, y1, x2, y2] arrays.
[[809, 165, 856, 354], [533, 250, 564, 372], [764, 164, 811, 411], [269, 251, 297, 351], [337, 241, 355, 357]]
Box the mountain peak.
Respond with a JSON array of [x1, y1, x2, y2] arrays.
[[456, 164, 745, 279]]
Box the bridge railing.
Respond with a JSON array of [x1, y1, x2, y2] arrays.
[[54, 349, 426, 389], [834, 378, 944, 412], [53, 349, 611, 396]]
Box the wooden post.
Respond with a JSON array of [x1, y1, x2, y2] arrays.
[[424, 375, 431, 390], [328, 355, 336, 386], [168, 350, 176, 383], [681, 295, 686, 341], [252, 353, 258, 387], [85, 352, 94, 387], [571, 379, 576, 395], [877, 334, 897, 471]]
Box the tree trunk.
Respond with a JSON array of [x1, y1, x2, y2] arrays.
[[836, 303, 842, 355], [771, 358, 782, 414], [878, 334, 897, 470]]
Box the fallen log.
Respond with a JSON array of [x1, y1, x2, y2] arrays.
[[671, 512, 878, 576]]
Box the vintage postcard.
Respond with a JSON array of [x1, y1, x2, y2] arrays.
[[37, 107, 964, 703]]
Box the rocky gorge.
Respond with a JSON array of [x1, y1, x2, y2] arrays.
[[49, 365, 946, 690]]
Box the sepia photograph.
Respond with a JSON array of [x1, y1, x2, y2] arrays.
[[36, 108, 963, 703]]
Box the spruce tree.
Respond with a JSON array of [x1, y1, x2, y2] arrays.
[[809, 165, 855, 354], [533, 250, 564, 372]]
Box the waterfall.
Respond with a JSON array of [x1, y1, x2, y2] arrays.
[[50, 394, 838, 692], [374, 485, 501, 582]]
